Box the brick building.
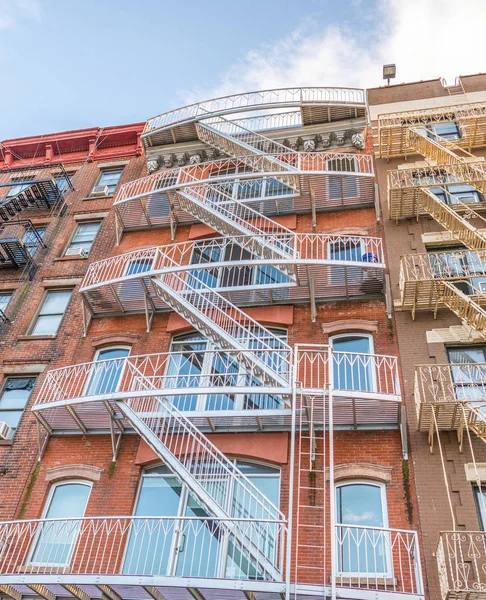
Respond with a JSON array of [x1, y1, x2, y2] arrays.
[[369, 74, 486, 599], [0, 89, 423, 600]]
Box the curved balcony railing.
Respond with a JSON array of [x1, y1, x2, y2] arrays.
[[81, 234, 385, 290], [114, 152, 374, 206], [437, 531, 486, 599], [0, 516, 285, 582], [143, 87, 366, 136]]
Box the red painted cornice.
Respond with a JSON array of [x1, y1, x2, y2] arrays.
[[0, 122, 145, 169]]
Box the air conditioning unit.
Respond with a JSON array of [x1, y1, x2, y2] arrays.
[[0, 422, 14, 441], [91, 185, 110, 197], [65, 247, 89, 258]]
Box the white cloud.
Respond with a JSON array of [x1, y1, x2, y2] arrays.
[[185, 0, 486, 101], [0, 0, 42, 31]]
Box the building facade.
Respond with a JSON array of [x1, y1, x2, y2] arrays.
[[369, 74, 486, 600], [0, 89, 424, 600]]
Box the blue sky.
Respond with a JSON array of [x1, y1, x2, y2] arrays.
[[1, 0, 485, 139]]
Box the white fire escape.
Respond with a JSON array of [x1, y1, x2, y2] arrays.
[[0, 89, 423, 600]]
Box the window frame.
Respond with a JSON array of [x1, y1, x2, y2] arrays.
[[23, 226, 46, 258], [27, 288, 73, 337], [63, 220, 102, 257], [90, 167, 124, 197], [27, 479, 92, 567], [326, 156, 359, 201], [125, 460, 281, 577], [83, 346, 131, 398], [0, 290, 13, 318], [474, 485, 486, 530], [0, 375, 36, 438], [330, 333, 377, 393], [335, 479, 391, 577]]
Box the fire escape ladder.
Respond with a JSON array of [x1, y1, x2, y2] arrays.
[[439, 280, 486, 334], [117, 384, 285, 581], [418, 187, 486, 250]]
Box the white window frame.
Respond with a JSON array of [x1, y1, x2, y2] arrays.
[[330, 333, 377, 394], [335, 479, 392, 578], [27, 479, 92, 567], [83, 346, 131, 398], [0, 375, 36, 435], [28, 288, 73, 336], [166, 330, 288, 412], [124, 461, 281, 577], [64, 220, 102, 257], [91, 167, 124, 197]]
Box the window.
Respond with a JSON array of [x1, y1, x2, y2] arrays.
[[447, 346, 486, 403], [91, 168, 124, 196], [29, 481, 91, 565], [3, 178, 31, 201], [65, 221, 101, 256], [23, 227, 46, 257], [474, 486, 486, 530], [327, 157, 359, 201], [0, 292, 12, 317], [328, 239, 365, 286], [428, 247, 486, 295], [30, 289, 72, 336], [123, 461, 280, 578], [53, 173, 72, 194], [426, 121, 461, 140], [430, 184, 483, 205], [165, 331, 288, 412], [336, 481, 390, 576], [330, 334, 376, 393], [85, 347, 130, 396], [0, 377, 35, 433]]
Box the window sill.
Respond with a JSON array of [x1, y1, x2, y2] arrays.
[[54, 256, 89, 262], [17, 335, 57, 341], [82, 195, 114, 201], [0, 439, 13, 446]]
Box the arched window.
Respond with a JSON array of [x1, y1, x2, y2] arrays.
[[29, 480, 92, 566], [166, 330, 287, 411], [85, 346, 130, 396], [123, 461, 280, 578], [335, 480, 390, 576], [330, 334, 376, 393]]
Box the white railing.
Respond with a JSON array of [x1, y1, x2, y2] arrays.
[[335, 524, 423, 596], [400, 249, 486, 282], [143, 87, 365, 134], [388, 162, 486, 192], [378, 101, 486, 129], [114, 152, 374, 206], [81, 234, 384, 291], [0, 516, 284, 581], [296, 346, 401, 398], [415, 363, 486, 408], [437, 531, 486, 599], [34, 349, 291, 410]]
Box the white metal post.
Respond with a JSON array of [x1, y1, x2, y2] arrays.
[[328, 345, 336, 600]]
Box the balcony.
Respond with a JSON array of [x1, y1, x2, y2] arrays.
[[0, 220, 46, 276], [0, 164, 71, 222], [142, 87, 366, 147], [80, 234, 385, 322], [377, 101, 486, 159], [415, 363, 486, 440], [437, 531, 486, 599], [113, 153, 375, 234], [32, 345, 401, 435], [398, 250, 486, 334], [0, 517, 423, 600]]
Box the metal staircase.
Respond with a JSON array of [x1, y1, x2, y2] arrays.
[[118, 390, 284, 580]]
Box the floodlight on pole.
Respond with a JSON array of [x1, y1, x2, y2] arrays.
[[383, 64, 396, 86]]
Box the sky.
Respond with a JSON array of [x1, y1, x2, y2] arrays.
[[1, 0, 486, 139]]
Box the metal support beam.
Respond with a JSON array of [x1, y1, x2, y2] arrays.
[[66, 405, 87, 434], [309, 276, 316, 323], [27, 585, 56, 600], [0, 585, 22, 600], [97, 585, 122, 600], [62, 585, 91, 600], [143, 588, 168, 600]]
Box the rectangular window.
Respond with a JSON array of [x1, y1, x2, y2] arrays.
[[327, 157, 359, 200], [0, 377, 35, 432], [0, 292, 12, 316], [23, 227, 46, 257], [475, 486, 486, 530], [428, 121, 461, 140], [30, 289, 72, 336], [3, 178, 31, 201], [91, 168, 124, 196], [53, 173, 73, 194], [65, 221, 101, 256]]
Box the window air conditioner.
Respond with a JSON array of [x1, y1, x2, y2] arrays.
[[0, 422, 14, 441], [91, 185, 110, 197], [65, 247, 89, 258]]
